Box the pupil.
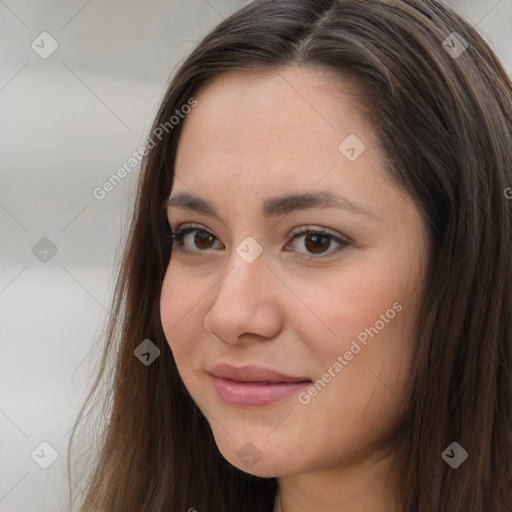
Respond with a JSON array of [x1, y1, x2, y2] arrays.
[[305, 234, 330, 253]]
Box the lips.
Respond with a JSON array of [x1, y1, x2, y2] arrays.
[[208, 363, 312, 407]]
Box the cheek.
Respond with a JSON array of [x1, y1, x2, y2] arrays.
[[289, 263, 405, 355], [289, 262, 415, 414], [160, 266, 206, 364]]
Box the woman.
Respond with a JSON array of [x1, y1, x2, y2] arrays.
[[67, 1, 512, 511]]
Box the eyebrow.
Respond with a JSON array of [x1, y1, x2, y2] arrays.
[[166, 191, 380, 221]]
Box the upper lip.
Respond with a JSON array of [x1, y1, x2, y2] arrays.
[[209, 363, 311, 383]]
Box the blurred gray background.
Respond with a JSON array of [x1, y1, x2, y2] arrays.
[[0, 1, 511, 511]]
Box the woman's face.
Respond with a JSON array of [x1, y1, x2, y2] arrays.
[[160, 66, 427, 478]]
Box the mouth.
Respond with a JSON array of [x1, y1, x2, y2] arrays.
[[208, 363, 312, 407]]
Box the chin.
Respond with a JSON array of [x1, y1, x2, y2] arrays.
[[221, 447, 290, 478], [210, 427, 302, 478]]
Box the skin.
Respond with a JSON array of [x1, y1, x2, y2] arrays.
[[160, 66, 428, 512]]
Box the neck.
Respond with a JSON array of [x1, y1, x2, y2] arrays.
[[273, 451, 400, 512]]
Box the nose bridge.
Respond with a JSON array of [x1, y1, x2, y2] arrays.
[[204, 245, 282, 342], [216, 247, 268, 311], [214, 230, 267, 295]]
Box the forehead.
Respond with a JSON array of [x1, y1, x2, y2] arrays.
[[179, 67, 372, 158], [173, 66, 386, 213]]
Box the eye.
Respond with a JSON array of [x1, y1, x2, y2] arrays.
[[286, 226, 348, 259], [168, 223, 349, 259], [170, 223, 222, 254]]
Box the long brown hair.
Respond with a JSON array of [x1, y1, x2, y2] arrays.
[[67, 1, 512, 510]]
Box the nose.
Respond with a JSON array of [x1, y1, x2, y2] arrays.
[[203, 253, 284, 345]]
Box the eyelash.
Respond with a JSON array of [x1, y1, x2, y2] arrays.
[[167, 223, 349, 261]]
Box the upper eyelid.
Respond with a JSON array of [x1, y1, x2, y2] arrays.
[[291, 225, 347, 239], [171, 222, 214, 236], [171, 222, 345, 239]]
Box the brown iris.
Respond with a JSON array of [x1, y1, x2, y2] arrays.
[[304, 233, 331, 254], [194, 231, 216, 250]]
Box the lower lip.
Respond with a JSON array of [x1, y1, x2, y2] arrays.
[[211, 376, 311, 407]]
